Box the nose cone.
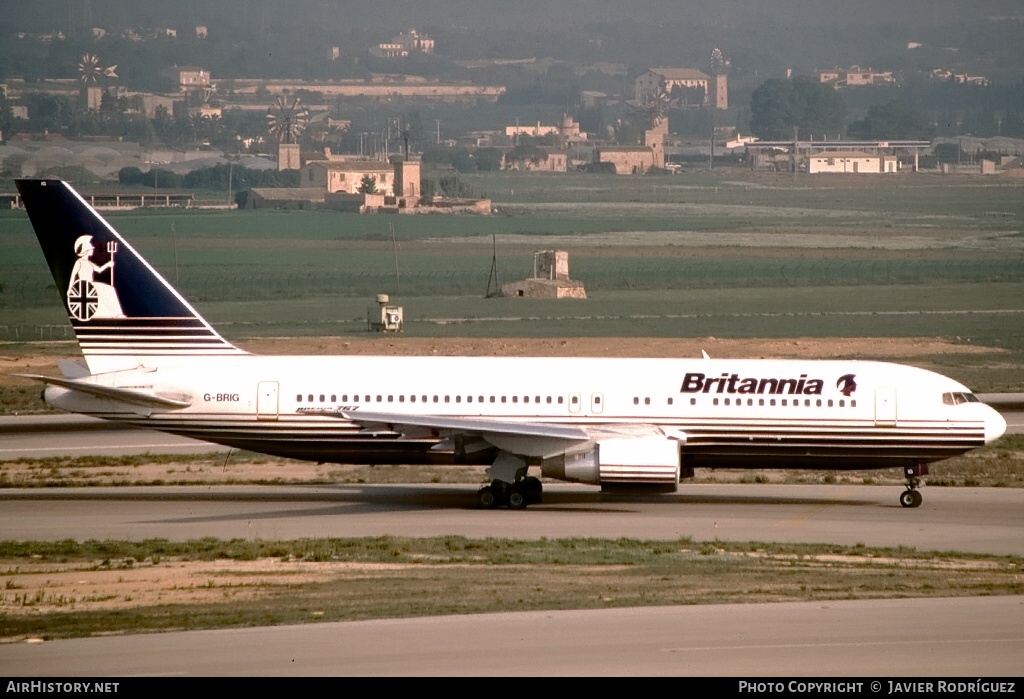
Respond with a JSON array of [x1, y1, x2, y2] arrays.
[[985, 407, 1007, 444]]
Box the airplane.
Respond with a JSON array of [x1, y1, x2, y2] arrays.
[[14, 178, 1007, 509]]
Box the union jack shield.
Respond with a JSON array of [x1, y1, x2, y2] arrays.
[[67, 279, 99, 321]]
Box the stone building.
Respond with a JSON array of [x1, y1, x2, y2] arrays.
[[502, 250, 587, 299], [596, 145, 656, 174]]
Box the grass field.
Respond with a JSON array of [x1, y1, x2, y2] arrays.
[[2, 168, 1022, 370], [1, 536, 1020, 641]]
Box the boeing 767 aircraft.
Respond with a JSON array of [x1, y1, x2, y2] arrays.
[[14, 178, 1006, 508]]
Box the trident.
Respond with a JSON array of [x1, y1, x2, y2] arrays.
[[107, 241, 118, 287]]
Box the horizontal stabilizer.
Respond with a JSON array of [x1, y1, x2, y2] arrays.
[[16, 374, 191, 409]]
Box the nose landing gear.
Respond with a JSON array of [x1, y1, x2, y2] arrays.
[[900, 463, 928, 508]]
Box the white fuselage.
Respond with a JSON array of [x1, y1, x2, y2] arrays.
[[46, 354, 1006, 474]]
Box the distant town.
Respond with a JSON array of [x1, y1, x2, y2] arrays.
[[1, 2, 1021, 211]]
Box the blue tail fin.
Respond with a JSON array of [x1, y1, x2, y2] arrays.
[[17, 179, 245, 373]]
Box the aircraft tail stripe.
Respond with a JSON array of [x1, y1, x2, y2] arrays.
[[80, 349, 245, 355], [75, 328, 220, 336], [70, 318, 212, 329], [78, 336, 236, 345]]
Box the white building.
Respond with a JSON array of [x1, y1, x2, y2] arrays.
[[807, 151, 898, 174]]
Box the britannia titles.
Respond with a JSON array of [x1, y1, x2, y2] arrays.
[[680, 372, 825, 395]]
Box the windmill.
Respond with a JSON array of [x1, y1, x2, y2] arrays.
[[710, 47, 731, 76], [266, 96, 309, 145], [78, 53, 118, 83], [77, 53, 117, 110], [633, 80, 674, 130], [267, 96, 309, 170], [628, 79, 675, 169]]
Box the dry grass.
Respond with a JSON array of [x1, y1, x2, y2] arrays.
[[1, 537, 1020, 641]]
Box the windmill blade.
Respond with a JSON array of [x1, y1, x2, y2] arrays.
[[78, 53, 102, 84], [267, 95, 310, 144]]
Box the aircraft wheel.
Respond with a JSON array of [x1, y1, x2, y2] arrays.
[[520, 476, 543, 504], [508, 490, 528, 510], [899, 489, 922, 508], [478, 486, 498, 509]]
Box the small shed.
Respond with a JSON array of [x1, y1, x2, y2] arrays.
[[501, 250, 587, 299]]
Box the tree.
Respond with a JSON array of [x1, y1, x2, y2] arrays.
[[357, 174, 377, 194], [750, 77, 847, 140], [118, 167, 144, 185], [473, 148, 504, 171], [848, 100, 936, 140]]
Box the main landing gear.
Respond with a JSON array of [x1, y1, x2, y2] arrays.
[[900, 463, 928, 508], [477, 477, 543, 510]]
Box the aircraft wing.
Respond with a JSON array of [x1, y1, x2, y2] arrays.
[[333, 410, 678, 461], [337, 410, 591, 440], [16, 374, 192, 410]]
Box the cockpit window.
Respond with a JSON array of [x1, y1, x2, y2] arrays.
[[942, 392, 980, 405]]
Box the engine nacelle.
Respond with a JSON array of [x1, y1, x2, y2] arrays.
[[541, 436, 681, 488]]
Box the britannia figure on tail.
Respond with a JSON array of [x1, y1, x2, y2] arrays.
[[67, 235, 124, 321]]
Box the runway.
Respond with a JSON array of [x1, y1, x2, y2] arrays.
[[4, 596, 1021, 676], [1, 483, 1022, 555]]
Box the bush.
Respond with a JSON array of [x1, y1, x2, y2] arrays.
[[118, 167, 144, 186]]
